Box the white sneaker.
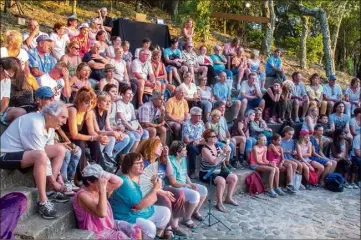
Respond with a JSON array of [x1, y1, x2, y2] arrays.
[[299, 184, 306, 190], [70, 180, 80, 191], [344, 182, 352, 189], [351, 183, 360, 189]]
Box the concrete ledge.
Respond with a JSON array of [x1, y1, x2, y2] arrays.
[[0, 168, 35, 190], [57, 229, 95, 240]]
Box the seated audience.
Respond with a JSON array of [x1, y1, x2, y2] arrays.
[[344, 77, 360, 117], [263, 79, 283, 123], [103, 83, 121, 124], [197, 45, 217, 86], [65, 14, 79, 40], [223, 37, 240, 68], [60, 40, 83, 77], [232, 47, 250, 89], [137, 91, 167, 145], [250, 108, 273, 143], [134, 38, 152, 62], [280, 80, 294, 122], [163, 37, 186, 85], [150, 50, 175, 97], [73, 23, 91, 58], [28, 35, 56, 78], [291, 72, 309, 123], [98, 7, 113, 35], [267, 134, 296, 193], [182, 107, 205, 178], [88, 17, 103, 47], [306, 73, 327, 115], [83, 41, 109, 82], [50, 22, 70, 61], [165, 85, 189, 140], [180, 71, 203, 109], [181, 41, 207, 81], [70, 63, 92, 97], [350, 108, 361, 136], [168, 141, 208, 228], [197, 76, 214, 121], [248, 50, 265, 90], [109, 36, 122, 58], [265, 48, 286, 81], [239, 72, 265, 113], [38, 61, 72, 101], [329, 101, 352, 142], [99, 64, 119, 91], [322, 75, 344, 115], [1, 101, 68, 219], [250, 134, 285, 198], [73, 164, 142, 239], [109, 153, 171, 239], [23, 19, 47, 50], [122, 41, 133, 70], [310, 125, 337, 186], [200, 129, 239, 212], [116, 86, 149, 152], [95, 30, 111, 58], [213, 71, 242, 120], [301, 105, 319, 133], [140, 139, 187, 237], [21, 86, 54, 114], [210, 45, 232, 79]]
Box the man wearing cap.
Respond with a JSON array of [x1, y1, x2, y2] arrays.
[[99, 64, 119, 91], [137, 91, 167, 144], [21, 86, 55, 113], [23, 19, 48, 50], [28, 34, 57, 78], [322, 74, 344, 115]]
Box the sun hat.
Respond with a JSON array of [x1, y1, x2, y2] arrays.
[[82, 164, 104, 178]]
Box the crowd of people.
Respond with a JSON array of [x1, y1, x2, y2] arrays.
[[0, 7, 360, 240]]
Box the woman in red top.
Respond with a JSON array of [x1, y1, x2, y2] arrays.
[[151, 50, 175, 97], [73, 23, 91, 58]]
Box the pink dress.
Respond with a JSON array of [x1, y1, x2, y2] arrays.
[[267, 146, 282, 165], [72, 189, 142, 240]]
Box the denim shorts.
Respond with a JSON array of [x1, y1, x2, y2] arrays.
[[250, 164, 257, 170]]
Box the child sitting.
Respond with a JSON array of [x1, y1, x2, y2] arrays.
[[267, 134, 296, 193], [250, 134, 285, 198]]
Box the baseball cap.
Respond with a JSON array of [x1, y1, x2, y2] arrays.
[[78, 22, 89, 29], [300, 130, 311, 136], [328, 74, 337, 81], [36, 34, 53, 43], [67, 14, 78, 20], [34, 86, 54, 99], [82, 164, 104, 178]]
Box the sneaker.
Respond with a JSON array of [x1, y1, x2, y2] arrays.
[[268, 119, 276, 124], [344, 182, 352, 189], [275, 187, 286, 196], [299, 184, 306, 190], [70, 180, 80, 191], [266, 189, 278, 198], [351, 182, 360, 189], [38, 201, 57, 219], [295, 117, 300, 123], [305, 184, 312, 190], [286, 184, 297, 193], [47, 191, 70, 203], [277, 118, 284, 124]]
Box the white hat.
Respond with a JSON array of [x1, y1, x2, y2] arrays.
[[82, 164, 104, 178], [78, 22, 89, 30]]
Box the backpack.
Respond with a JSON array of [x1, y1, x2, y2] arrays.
[[325, 173, 344, 192], [245, 172, 265, 196], [308, 170, 318, 185]]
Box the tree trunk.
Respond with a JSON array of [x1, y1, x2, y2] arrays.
[[72, 0, 77, 15], [261, 0, 275, 57], [330, 0, 348, 56], [299, 5, 335, 77], [300, 16, 309, 69], [171, 0, 179, 19]]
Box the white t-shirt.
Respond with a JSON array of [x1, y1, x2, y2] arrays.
[[38, 73, 64, 100], [22, 31, 48, 50], [0, 112, 55, 155], [180, 83, 197, 98], [0, 48, 29, 70], [110, 58, 126, 82], [0, 78, 11, 100], [50, 32, 70, 60], [240, 81, 260, 97], [116, 100, 135, 122], [130, 58, 153, 80]]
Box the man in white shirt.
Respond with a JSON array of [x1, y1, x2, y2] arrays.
[[22, 19, 48, 50], [0, 101, 68, 219], [130, 49, 157, 106], [291, 72, 309, 123], [322, 74, 347, 115], [37, 62, 71, 101], [239, 72, 265, 115]]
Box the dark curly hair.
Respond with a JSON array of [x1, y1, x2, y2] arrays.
[[121, 152, 143, 174]]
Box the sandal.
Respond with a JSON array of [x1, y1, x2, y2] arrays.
[[172, 227, 188, 237], [162, 229, 173, 239], [224, 199, 239, 206], [182, 219, 196, 229], [215, 204, 227, 213], [192, 212, 205, 221]]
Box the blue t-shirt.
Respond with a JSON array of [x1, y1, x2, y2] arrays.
[[281, 138, 295, 160], [28, 48, 56, 75], [265, 56, 282, 75], [350, 118, 360, 135], [169, 155, 187, 184], [351, 134, 360, 157], [163, 48, 182, 60], [329, 113, 350, 130], [210, 54, 226, 71], [322, 84, 342, 100], [109, 175, 154, 223], [213, 81, 230, 101]]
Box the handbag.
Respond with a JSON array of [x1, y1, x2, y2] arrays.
[[293, 173, 302, 191]]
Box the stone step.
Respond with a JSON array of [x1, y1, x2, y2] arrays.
[[1, 187, 38, 222], [57, 229, 95, 240], [14, 201, 76, 239], [0, 169, 35, 190]]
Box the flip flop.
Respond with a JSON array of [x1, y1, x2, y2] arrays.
[[192, 212, 205, 221], [182, 219, 196, 229], [215, 204, 227, 212]]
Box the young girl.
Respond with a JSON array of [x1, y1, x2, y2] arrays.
[[121, 41, 133, 73], [296, 130, 324, 188], [280, 80, 294, 122], [263, 80, 283, 124], [250, 134, 284, 198], [331, 129, 353, 188], [267, 134, 296, 193]]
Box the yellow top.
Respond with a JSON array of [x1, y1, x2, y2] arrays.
[[165, 97, 189, 121]]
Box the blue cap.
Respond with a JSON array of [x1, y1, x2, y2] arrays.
[[36, 34, 53, 43], [328, 74, 337, 81], [35, 86, 54, 99]]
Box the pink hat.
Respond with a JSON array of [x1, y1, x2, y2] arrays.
[[300, 130, 311, 136]]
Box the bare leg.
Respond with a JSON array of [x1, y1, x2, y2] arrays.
[[224, 174, 239, 205], [311, 161, 324, 178], [319, 161, 332, 185], [273, 167, 280, 188], [45, 144, 66, 191], [255, 165, 276, 190], [136, 79, 145, 105], [214, 177, 226, 210]]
